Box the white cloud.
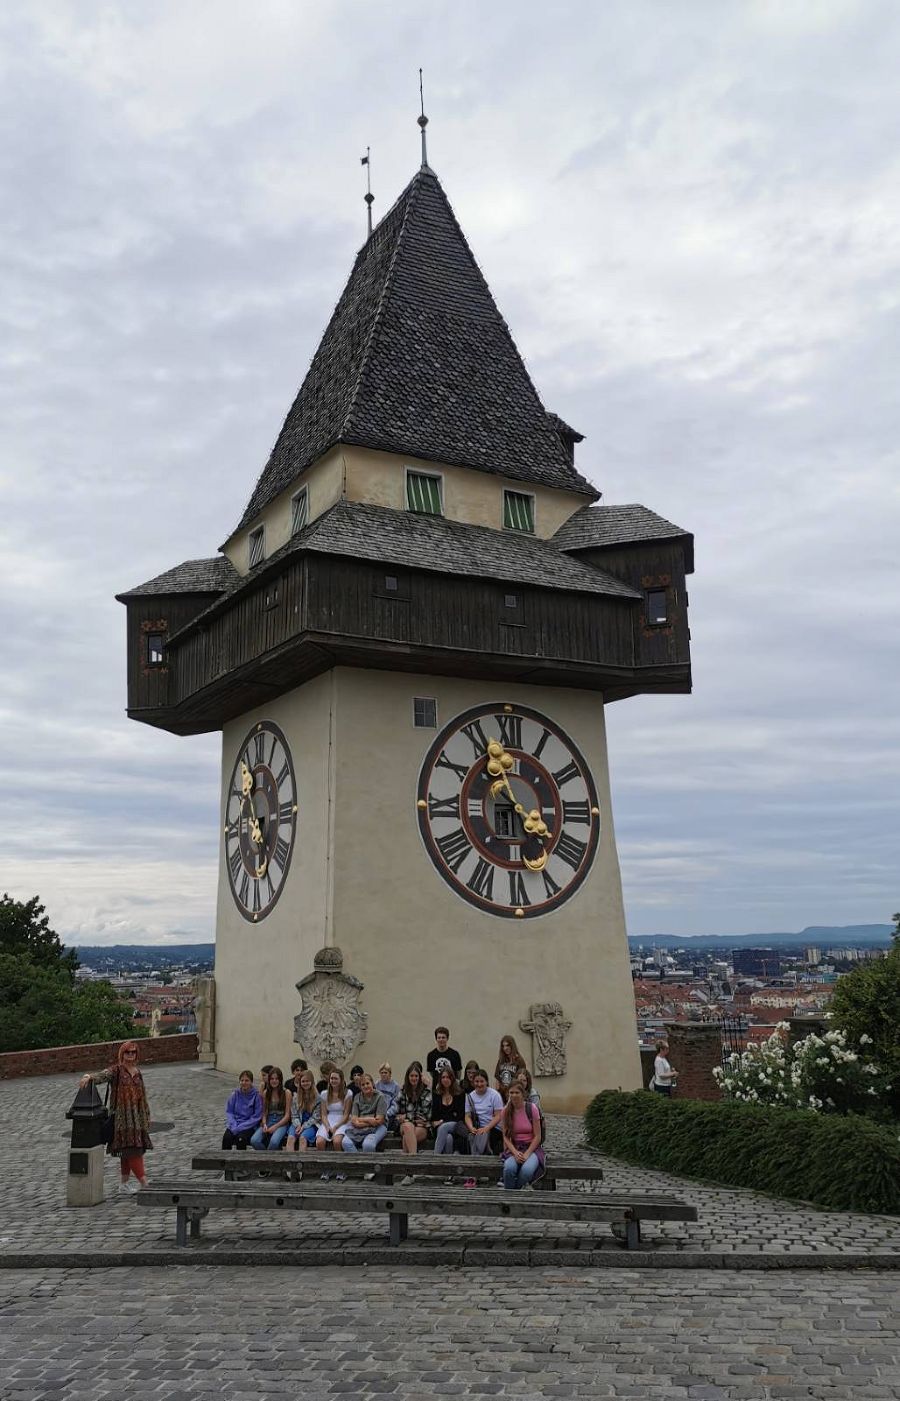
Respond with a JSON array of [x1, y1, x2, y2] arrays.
[[1, 0, 898, 941]]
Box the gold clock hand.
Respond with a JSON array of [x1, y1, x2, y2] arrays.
[[485, 740, 553, 868], [239, 760, 268, 876]]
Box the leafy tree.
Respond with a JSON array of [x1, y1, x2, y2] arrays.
[[0, 894, 78, 976], [0, 952, 142, 1054], [830, 942, 900, 1116]]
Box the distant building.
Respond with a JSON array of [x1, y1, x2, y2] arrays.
[[804, 946, 821, 965], [732, 947, 781, 978]]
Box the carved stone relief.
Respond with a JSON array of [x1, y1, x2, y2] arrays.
[[193, 975, 217, 1061], [519, 1001, 572, 1077], [294, 946, 368, 1066]]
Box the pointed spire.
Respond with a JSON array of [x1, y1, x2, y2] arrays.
[[418, 68, 429, 169], [360, 147, 374, 238]]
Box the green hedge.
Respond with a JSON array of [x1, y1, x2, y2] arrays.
[[584, 1090, 900, 1216]]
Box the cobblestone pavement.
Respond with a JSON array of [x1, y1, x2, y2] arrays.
[[1, 1265, 899, 1399], [1, 1063, 898, 1259]]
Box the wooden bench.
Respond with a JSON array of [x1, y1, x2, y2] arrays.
[[137, 1179, 697, 1250], [192, 1148, 604, 1191]]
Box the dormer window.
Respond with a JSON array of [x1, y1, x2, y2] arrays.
[[291, 487, 309, 536], [503, 490, 534, 533], [406, 470, 443, 516], [248, 526, 265, 568]]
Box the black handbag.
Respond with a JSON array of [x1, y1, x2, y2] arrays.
[[99, 1082, 115, 1145]]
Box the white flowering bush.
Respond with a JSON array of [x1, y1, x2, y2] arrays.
[[713, 1025, 890, 1115]]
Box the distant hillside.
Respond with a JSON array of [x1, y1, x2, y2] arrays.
[[629, 925, 893, 951], [70, 944, 215, 969]]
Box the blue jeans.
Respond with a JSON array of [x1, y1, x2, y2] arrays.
[[341, 1124, 387, 1153], [502, 1152, 541, 1189], [251, 1124, 289, 1151]]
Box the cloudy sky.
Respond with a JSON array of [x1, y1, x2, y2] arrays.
[[2, 0, 898, 945]]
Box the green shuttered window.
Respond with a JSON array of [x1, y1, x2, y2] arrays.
[[406, 471, 443, 515], [503, 490, 535, 533]]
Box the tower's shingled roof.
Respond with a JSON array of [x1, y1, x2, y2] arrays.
[[235, 168, 598, 532]]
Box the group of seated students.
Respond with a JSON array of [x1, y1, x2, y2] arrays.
[[222, 1027, 545, 1190]]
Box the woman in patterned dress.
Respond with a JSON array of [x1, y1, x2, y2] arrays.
[[80, 1040, 153, 1194]]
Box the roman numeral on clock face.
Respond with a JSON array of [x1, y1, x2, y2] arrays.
[[251, 880, 262, 914], [278, 800, 294, 824], [508, 870, 531, 906], [466, 858, 495, 900], [274, 835, 291, 871], [495, 713, 522, 749], [435, 827, 472, 873], [554, 831, 587, 870], [435, 750, 469, 781], [238, 872, 250, 908], [551, 759, 580, 788], [275, 761, 290, 788], [254, 732, 266, 765], [460, 718, 490, 758], [562, 800, 591, 825], [228, 846, 243, 883], [428, 793, 461, 819]]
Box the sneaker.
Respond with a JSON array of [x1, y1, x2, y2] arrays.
[[463, 1178, 476, 1189], [363, 1172, 375, 1181], [399, 1174, 415, 1186], [443, 1176, 455, 1185], [334, 1172, 346, 1182], [320, 1171, 331, 1182]]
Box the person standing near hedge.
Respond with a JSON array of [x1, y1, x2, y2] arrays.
[[79, 1040, 153, 1193], [651, 1040, 677, 1095]]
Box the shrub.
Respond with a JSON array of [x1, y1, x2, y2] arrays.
[[584, 1090, 900, 1215], [830, 945, 900, 1115], [713, 1025, 891, 1117]]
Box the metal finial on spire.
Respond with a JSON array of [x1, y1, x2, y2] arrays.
[[417, 68, 429, 168], [360, 147, 374, 237]]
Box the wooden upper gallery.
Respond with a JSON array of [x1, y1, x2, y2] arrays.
[[117, 166, 693, 736]]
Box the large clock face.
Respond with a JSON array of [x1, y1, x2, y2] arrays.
[[416, 702, 600, 919], [224, 720, 298, 922]]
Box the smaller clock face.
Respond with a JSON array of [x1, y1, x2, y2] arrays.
[[416, 702, 601, 919], [224, 720, 298, 922]]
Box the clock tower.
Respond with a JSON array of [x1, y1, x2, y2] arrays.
[[117, 157, 694, 1110]]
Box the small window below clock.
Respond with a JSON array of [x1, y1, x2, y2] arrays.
[[413, 697, 437, 729], [504, 594, 518, 610], [493, 804, 516, 837], [384, 575, 399, 592], [146, 632, 166, 667], [291, 486, 309, 536], [646, 588, 668, 626], [406, 470, 443, 516], [503, 490, 535, 533], [248, 525, 265, 569]]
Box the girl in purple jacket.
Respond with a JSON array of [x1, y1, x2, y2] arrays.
[[223, 1070, 263, 1150]]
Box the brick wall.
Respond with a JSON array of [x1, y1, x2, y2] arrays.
[[663, 1021, 722, 1101], [0, 1033, 198, 1080]]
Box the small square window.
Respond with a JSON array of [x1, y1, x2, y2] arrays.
[[291, 488, 309, 536], [406, 471, 443, 515], [264, 581, 280, 611], [494, 805, 515, 836], [249, 526, 265, 568], [146, 633, 165, 666], [384, 575, 399, 592], [646, 589, 668, 626], [503, 490, 534, 533], [504, 594, 518, 609], [413, 697, 437, 728]]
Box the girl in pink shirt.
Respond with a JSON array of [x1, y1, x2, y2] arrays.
[[500, 1081, 544, 1189]]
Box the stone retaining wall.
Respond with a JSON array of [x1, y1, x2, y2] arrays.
[[0, 1033, 198, 1080]]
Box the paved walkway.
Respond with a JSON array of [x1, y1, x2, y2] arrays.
[[2, 1265, 899, 1399], [1, 1063, 898, 1264]]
